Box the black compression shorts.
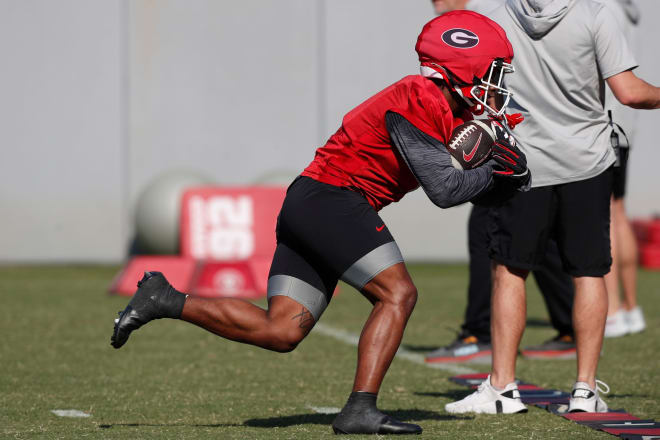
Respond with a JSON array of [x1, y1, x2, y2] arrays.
[[267, 176, 404, 320]]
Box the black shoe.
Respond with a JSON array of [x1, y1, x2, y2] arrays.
[[425, 331, 491, 364], [332, 392, 422, 435], [110, 271, 187, 349]]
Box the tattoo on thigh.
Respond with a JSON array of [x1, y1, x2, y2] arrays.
[[291, 308, 314, 329]]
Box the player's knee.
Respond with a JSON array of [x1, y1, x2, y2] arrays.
[[270, 324, 306, 353], [386, 281, 418, 314]]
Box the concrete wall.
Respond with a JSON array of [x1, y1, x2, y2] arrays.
[[1, 0, 658, 262]]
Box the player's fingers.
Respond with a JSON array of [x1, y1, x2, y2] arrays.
[[492, 152, 518, 167], [493, 143, 520, 159]]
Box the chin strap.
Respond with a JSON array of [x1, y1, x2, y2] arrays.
[[504, 113, 524, 129], [490, 113, 524, 130]]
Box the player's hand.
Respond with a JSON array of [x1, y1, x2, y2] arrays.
[[489, 120, 531, 190]]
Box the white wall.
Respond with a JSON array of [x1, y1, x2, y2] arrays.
[[1, 0, 658, 262], [0, 0, 124, 261]]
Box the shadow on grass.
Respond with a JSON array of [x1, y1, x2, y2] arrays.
[[98, 422, 242, 429], [243, 408, 471, 428], [414, 389, 473, 400], [401, 344, 440, 352]]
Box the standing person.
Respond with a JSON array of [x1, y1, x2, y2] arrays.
[[432, 0, 502, 15], [602, 0, 646, 338], [426, 0, 576, 365], [111, 11, 528, 434], [446, 0, 660, 415]]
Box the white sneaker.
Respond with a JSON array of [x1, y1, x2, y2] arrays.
[[568, 380, 609, 413], [624, 306, 646, 334], [604, 310, 629, 338], [445, 375, 527, 414]]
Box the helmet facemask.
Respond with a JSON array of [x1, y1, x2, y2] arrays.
[[470, 59, 514, 117], [420, 58, 514, 117]]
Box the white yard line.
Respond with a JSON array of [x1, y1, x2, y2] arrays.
[[312, 323, 476, 375], [51, 409, 91, 418], [306, 405, 341, 414]]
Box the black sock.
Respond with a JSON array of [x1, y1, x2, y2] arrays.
[[162, 285, 187, 319], [343, 391, 378, 411]]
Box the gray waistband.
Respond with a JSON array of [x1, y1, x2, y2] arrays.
[[340, 241, 404, 290], [267, 275, 329, 322]]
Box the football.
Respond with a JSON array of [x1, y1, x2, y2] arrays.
[[446, 120, 496, 170]]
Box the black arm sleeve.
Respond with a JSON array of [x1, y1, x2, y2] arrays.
[[386, 111, 494, 209]]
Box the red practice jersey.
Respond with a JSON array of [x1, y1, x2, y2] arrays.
[[302, 75, 471, 211]]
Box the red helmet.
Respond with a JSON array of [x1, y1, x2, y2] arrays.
[[416, 10, 515, 116]]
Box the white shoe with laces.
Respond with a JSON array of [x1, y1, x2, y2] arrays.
[[568, 380, 609, 413], [445, 375, 527, 414], [624, 306, 646, 334]]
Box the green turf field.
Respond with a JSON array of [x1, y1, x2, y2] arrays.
[[1, 264, 658, 439]]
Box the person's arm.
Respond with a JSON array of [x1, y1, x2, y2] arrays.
[[385, 111, 494, 209], [606, 70, 660, 109]]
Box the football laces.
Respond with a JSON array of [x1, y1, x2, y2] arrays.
[[448, 125, 477, 150]]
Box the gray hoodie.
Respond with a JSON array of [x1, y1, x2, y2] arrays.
[[506, 0, 577, 39], [612, 0, 640, 25], [489, 0, 637, 186]]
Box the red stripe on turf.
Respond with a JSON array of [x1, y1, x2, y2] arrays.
[[521, 349, 576, 357], [448, 373, 490, 379], [604, 428, 660, 435], [564, 413, 640, 422], [426, 352, 492, 363]]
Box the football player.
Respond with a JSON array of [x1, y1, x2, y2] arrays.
[[111, 11, 529, 435]]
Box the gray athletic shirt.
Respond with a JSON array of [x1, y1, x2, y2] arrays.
[[489, 0, 638, 187]]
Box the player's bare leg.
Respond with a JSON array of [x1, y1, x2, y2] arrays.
[[490, 263, 528, 389], [180, 295, 313, 352], [111, 271, 312, 352], [573, 276, 608, 388], [332, 262, 422, 435]]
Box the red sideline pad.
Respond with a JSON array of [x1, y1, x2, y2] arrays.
[[191, 258, 270, 299], [109, 256, 197, 295], [180, 186, 285, 261], [110, 256, 271, 299]]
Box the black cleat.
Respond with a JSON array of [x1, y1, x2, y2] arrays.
[[110, 271, 187, 349], [332, 392, 422, 435]]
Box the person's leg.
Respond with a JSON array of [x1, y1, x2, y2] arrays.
[[572, 276, 608, 387], [554, 169, 613, 412], [612, 198, 638, 311], [533, 238, 574, 337], [181, 294, 313, 353], [522, 238, 577, 359], [490, 263, 528, 388], [462, 205, 495, 342], [446, 188, 554, 415], [604, 198, 621, 316], [426, 206, 492, 363], [351, 262, 418, 393], [332, 253, 423, 434], [488, 187, 554, 388], [610, 147, 638, 312]]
